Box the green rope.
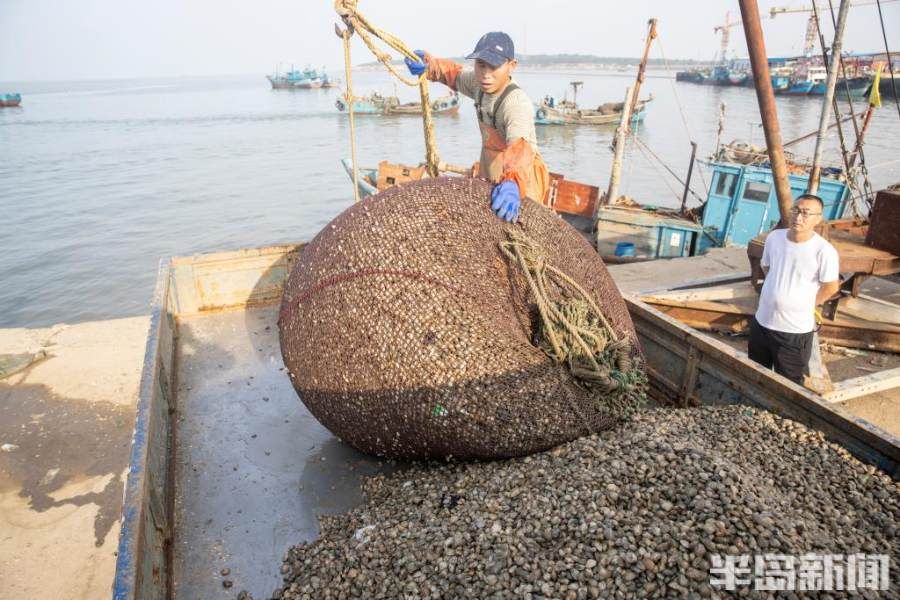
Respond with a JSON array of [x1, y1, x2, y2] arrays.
[[499, 230, 647, 419]]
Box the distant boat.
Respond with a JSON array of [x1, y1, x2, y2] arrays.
[[770, 74, 791, 92], [810, 75, 871, 99], [266, 66, 330, 90], [699, 65, 731, 86], [335, 91, 460, 116], [676, 70, 704, 83], [728, 71, 748, 86], [535, 81, 652, 126], [535, 96, 652, 126], [383, 92, 460, 116], [335, 93, 394, 114], [0, 93, 21, 108], [780, 79, 815, 95]]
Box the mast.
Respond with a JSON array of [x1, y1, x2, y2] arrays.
[[738, 0, 795, 228], [808, 0, 852, 194], [629, 18, 657, 117], [601, 86, 635, 210]]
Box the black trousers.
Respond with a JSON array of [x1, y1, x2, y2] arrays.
[[748, 317, 814, 385]]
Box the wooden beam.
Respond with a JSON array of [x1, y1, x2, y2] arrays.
[[838, 294, 900, 326], [643, 282, 757, 303], [823, 367, 900, 404], [642, 297, 900, 353]]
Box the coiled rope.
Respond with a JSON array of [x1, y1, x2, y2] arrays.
[[499, 230, 647, 417]]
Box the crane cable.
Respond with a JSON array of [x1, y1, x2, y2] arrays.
[[334, 0, 441, 179]]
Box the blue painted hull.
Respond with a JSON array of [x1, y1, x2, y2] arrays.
[[809, 77, 871, 98], [771, 75, 790, 92], [780, 80, 814, 95]]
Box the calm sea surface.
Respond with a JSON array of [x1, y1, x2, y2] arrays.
[[1, 70, 899, 328]]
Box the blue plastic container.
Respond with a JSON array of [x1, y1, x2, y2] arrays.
[[614, 242, 636, 257]]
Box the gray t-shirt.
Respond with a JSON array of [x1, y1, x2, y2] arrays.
[[453, 71, 538, 150]]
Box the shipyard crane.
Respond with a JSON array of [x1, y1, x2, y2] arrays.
[[713, 12, 744, 64], [770, 0, 900, 57]]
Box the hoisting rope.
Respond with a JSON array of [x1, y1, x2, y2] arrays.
[[656, 35, 709, 193], [334, 0, 441, 177], [337, 24, 361, 204], [499, 230, 647, 418]]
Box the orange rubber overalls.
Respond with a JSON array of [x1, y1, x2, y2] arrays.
[[425, 54, 550, 204]]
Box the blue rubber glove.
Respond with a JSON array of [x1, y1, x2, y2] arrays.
[[404, 50, 426, 77], [490, 180, 521, 223]]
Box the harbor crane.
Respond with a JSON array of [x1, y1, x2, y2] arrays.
[[770, 0, 900, 57]]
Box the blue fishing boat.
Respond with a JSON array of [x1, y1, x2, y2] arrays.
[[334, 92, 398, 114], [699, 66, 731, 86], [594, 160, 849, 261], [770, 74, 791, 92], [267, 66, 328, 90], [780, 79, 814, 95], [810, 76, 871, 99], [0, 93, 21, 108]]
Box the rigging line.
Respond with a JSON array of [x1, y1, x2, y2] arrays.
[[875, 0, 900, 121], [814, 2, 865, 194], [656, 35, 709, 192], [631, 136, 705, 203], [633, 139, 683, 203], [825, 0, 877, 206]]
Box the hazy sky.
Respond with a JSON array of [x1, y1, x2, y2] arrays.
[[1, 0, 897, 81]]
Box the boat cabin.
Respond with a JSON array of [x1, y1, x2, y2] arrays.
[[593, 161, 850, 262], [698, 161, 849, 250]]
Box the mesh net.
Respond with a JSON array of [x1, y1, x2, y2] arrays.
[[278, 178, 646, 460]]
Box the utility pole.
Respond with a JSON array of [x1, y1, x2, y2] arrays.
[[738, 0, 795, 228]]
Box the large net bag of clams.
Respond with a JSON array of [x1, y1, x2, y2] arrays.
[[278, 177, 647, 460]]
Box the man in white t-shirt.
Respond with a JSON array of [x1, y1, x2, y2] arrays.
[[750, 194, 841, 384]]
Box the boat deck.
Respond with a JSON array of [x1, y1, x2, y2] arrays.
[[171, 305, 389, 598]]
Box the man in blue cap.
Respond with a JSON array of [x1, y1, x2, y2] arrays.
[[405, 32, 549, 223]]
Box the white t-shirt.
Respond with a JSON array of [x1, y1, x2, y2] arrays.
[[756, 229, 840, 334]]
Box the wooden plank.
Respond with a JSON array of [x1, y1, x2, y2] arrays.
[[823, 367, 900, 404], [643, 296, 900, 352], [837, 294, 900, 326], [643, 282, 757, 303]]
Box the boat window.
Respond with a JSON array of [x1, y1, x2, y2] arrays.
[[715, 173, 737, 197], [742, 181, 771, 202]]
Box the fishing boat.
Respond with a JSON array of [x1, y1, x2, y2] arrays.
[[334, 92, 399, 114], [699, 65, 732, 86], [535, 82, 652, 126], [382, 92, 460, 116], [675, 70, 704, 83], [780, 78, 815, 95], [810, 75, 871, 99], [0, 93, 21, 107], [770, 74, 791, 92], [320, 73, 341, 89], [535, 97, 652, 126], [266, 66, 328, 90], [727, 70, 748, 86]]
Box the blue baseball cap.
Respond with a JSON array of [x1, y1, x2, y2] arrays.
[[466, 32, 515, 68]]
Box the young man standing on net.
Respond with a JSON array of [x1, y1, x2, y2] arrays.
[[405, 32, 549, 223], [749, 194, 841, 385]]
